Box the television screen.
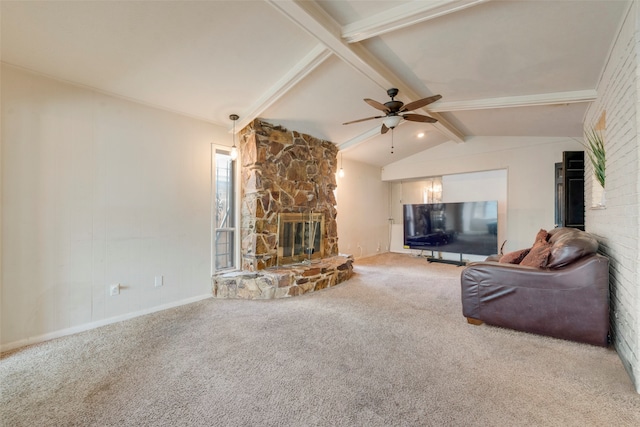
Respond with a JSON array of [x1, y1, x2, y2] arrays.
[[403, 201, 498, 256]]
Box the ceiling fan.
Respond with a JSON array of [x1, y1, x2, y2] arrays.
[[342, 88, 441, 134]]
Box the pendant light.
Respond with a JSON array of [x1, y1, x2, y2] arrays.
[[338, 152, 345, 178], [229, 114, 239, 161]]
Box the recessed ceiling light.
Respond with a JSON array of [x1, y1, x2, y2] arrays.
[[417, 132, 425, 138]]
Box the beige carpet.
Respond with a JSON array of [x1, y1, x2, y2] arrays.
[[1, 253, 639, 426]]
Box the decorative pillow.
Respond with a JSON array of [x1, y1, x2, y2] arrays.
[[534, 228, 550, 244], [499, 248, 531, 264], [520, 241, 552, 268]]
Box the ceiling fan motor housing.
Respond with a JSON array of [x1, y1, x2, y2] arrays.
[[385, 88, 403, 112], [385, 101, 403, 112]]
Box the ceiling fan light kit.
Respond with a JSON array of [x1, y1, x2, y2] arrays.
[[383, 115, 402, 129]]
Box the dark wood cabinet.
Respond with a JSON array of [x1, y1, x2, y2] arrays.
[[554, 162, 563, 228], [556, 151, 585, 230]]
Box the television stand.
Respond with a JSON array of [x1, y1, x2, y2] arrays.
[[423, 251, 466, 267]]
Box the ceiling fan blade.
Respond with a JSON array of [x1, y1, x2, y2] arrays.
[[400, 94, 442, 112], [342, 115, 385, 125], [364, 98, 390, 112], [402, 113, 438, 123], [381, 123, 389, 134]]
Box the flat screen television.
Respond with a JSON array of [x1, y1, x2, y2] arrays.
[[403, 201, 498, 256]]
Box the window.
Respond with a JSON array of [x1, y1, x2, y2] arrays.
[[212, 149, 236, 272]]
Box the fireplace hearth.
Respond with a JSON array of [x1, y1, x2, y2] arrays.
[[213, 254, 353, 299]]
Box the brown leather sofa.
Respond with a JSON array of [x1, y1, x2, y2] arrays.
[[461, 227, 610, 346]]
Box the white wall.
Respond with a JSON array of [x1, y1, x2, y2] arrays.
[[584, 2, 639, 393], [335, 158, 390, 259], [1, 65, 230, 351], [382, 136, 583, 252]]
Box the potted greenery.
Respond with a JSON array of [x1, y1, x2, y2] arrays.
[[585, 128, 605, 187], [585, 127, 605, 205]]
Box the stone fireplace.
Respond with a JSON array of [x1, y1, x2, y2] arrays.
[[212, 119, 353, 299], [239, 119, 339, 270]]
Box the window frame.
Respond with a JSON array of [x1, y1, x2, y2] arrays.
[[211, 145, 240, 274]]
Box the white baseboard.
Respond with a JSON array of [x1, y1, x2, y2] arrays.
[[0, 294, 213, 354]]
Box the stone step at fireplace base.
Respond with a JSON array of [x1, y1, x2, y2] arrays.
[[212, 255, 353, 300]]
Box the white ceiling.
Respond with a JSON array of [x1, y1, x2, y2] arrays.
[[1, 0, 630, 167]]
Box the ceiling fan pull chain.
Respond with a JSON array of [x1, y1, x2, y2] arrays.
[[391, 129, 394, 154]]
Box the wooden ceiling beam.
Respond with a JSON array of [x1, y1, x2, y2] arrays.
[[342, 0, 490, 43], [266, 0, 465, 143], [429, 90, 598, 112]]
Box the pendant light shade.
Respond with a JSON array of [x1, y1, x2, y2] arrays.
[[338, 152, 345, 178]]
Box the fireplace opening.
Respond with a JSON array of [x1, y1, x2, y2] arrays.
[[278, 213, 325, 265]]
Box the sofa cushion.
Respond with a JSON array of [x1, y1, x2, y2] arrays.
[[548, 227, 580, 243], [547, 231, 599, 268], [520, 241, 552, 268], [499, 248, 531, 264]]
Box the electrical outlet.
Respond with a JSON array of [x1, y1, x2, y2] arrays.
[[110, 284, 120, 296], [155, 275, 163, 288]]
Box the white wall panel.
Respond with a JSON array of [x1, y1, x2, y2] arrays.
[[1, 65, 228, 350], [335, 158, 390, 259]]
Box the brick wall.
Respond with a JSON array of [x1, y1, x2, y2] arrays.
[[585, 2, 639, 392]]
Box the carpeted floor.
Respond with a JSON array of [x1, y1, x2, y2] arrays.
[[1, 253, 639, 426]]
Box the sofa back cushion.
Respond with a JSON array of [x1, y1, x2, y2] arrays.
[[547, 230, 599, 268], [548, 227, 578, 243]]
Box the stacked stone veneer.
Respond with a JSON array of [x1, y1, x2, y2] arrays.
[[213, 119, 353, 300], [239, 119, 339, 271], [213, 255, 353, 299]]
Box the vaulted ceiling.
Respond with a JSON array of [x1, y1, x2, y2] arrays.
[[1, 0, 630, 167]]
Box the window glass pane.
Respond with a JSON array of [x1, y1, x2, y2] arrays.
[[215, 230, 234, 270], [213, 151, 235, 271], [215, 154, 234, 229]]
